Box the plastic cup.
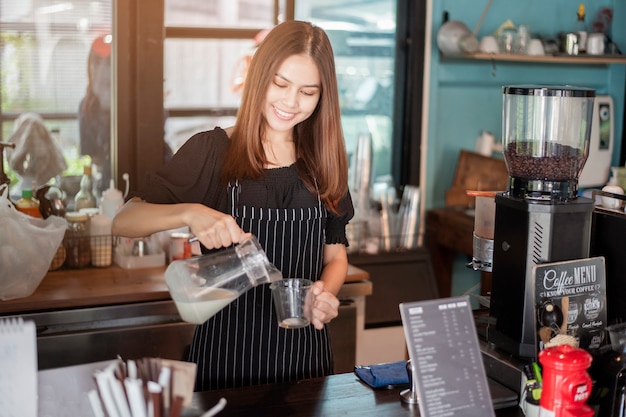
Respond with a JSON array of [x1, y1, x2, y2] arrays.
[[607, 323, 626, 352], [270, 278, 313, 329]]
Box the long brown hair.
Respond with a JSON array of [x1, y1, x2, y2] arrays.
[[82, 35, 111, 118], [222, 20, 348, 214]]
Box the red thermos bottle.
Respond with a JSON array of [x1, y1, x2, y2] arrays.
[[538, 345, 594, 417]]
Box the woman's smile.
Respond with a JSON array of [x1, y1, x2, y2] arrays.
[[272, 105, 296, 121]]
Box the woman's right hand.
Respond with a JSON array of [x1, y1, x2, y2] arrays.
[[113, 198, 249, 250], [185, 204, 250, 250]]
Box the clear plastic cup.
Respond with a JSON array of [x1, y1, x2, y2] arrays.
[[270, 278, 313, 329]]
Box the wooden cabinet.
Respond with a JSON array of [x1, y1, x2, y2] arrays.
[[348, 248, 438, 328]]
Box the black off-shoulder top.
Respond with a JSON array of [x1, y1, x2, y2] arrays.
[[138, 127, 353, 246]]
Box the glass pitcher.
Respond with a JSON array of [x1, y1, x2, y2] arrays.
[[165, 235, 282, 324]]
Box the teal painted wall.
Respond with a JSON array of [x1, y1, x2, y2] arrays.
[[425, 0, 626, 211], [423, 0, 626, 297]]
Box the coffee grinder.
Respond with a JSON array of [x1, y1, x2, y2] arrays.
[[485, 85, 596, 359]]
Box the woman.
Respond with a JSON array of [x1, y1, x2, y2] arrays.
[[112, 20, 354, 391], [78, 34, 112, 194]]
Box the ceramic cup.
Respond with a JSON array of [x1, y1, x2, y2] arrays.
[[587, 32, 605, 55], [479, 35, 499, 54], [527, 39, 545, 56]]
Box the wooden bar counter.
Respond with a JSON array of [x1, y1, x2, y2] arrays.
[[37, 361, 523, 417], [190, 372, 524, 417], [1, 264, 372, 371], [0, 264, 371, 314]]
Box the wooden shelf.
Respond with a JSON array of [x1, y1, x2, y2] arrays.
[[443, 52, 626, 65]]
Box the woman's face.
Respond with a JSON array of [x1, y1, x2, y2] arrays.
[[262, 54, 321, 137]]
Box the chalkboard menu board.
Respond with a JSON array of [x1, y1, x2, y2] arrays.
[[400, 296, 495, 417], [533, 256, 607, 350]]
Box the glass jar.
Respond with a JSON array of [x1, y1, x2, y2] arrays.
[[65, 211, 91, 268]]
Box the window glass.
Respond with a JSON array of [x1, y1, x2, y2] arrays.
[[295, 0, 396, 184], [163, 0, 398, 185], [164, 39, 255, 109], [1, 0, 112, 201], [163, 38, 255, 151], [165, 0, 274, 28]]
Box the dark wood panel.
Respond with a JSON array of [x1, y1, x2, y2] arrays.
[[425, 207, 492, 298], [348, 248, 438, 327]]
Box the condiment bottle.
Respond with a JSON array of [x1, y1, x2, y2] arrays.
[[90, 213, 113, 267], [65, 211, 91, 268], [100, 179, 124, 220], [74, 165, 97, 211], [16, 189, 42, 218]]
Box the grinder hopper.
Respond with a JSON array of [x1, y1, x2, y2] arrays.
[[487, 85, 597, 358], [502, 85, 595, 201]]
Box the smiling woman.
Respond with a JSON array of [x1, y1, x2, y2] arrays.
[[112, 20, 355, 392]]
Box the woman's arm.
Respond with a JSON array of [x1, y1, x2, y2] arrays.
[[309, 243, 348, 329], [320, 243, 348, 295], [112, 197, 247, 249]]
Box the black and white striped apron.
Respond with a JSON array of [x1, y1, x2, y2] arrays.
[[188, 180, 334, 391]]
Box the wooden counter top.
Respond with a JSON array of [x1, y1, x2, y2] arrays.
[[191, 372, 523, 417], [38, 361, 523, 417], [0, 264, 370, 315]]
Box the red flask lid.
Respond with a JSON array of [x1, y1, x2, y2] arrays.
[[539, 345, 593, 372]]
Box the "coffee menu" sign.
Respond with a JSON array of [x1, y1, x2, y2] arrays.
[[534, 256, 607, 350], [400, 296, 495, 417]]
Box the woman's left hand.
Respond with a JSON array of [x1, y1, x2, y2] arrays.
[[309, 280, 340, 330]]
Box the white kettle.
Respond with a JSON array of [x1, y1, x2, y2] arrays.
[[437, 20, 479, 56]]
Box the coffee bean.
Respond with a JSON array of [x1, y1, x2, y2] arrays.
[[505, 141, 584, 181]]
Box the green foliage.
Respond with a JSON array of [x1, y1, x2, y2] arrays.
[[0, 32, 35, 111], [64, 154, 93, 176]]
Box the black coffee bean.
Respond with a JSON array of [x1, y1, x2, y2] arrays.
[[504, 141, 584, 181]]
